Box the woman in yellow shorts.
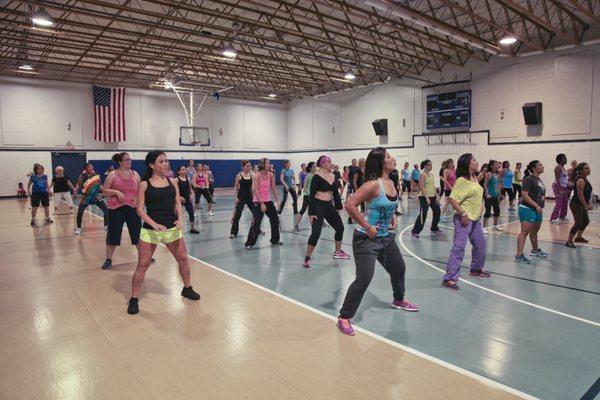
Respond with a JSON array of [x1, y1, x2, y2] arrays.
[[127, 150, 200, 314]]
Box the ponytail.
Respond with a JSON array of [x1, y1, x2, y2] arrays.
[[524, 160, 539, 177], [142, 150, 165, 181], [111, 152, 128, 164]]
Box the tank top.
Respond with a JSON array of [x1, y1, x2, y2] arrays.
[[195, 173, 208, 188], [143, 178, 177, 229], [253, 172, 271, 202], [303, 174, 314, 196], [571, 177, 593, 205], [357, 179, 398, 238], [421, 172, 436, 197], [558, 167, 568, 187], [238, 173, 253, 200], [177, 176, 191, 200], [514, 169, 522, 184], [402, 169, 410, 181], [503, 169, 514, 188], [488, 174, 500, 197], [107, 170, 138, 209], [300, 171, 307, 187], [444, 169, 457, 190]]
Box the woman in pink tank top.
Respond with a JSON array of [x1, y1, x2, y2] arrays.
[[192, 165, 214, 216], [441, 159, 457, 220], [245, 158, 281, 248], [101, 152, 142, 270]]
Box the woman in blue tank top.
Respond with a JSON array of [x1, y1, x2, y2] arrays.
[[337, 147, 419, 336], [484, 160, 505, 231], [501, 161, 516, 210]]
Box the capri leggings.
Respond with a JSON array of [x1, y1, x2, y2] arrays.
[[501, 187, 516, 202], [194, 188, 214, 204], [569, 202, 590, 236], [182, 198, 195, 222], [298, 195, 310, 215], [308, 199, 344, 246], [484, 196, 500, 218]]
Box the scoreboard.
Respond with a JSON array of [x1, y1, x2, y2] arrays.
[[426, 90, 471, 130]]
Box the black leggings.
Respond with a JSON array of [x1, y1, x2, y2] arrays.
[[308, 199, 344, 246], [339, 232, 406, 319], [569, 201, 590, 236], [513, 184, 521, 198], [231, 197, 253, 236], [501, 187, 516, 202], [194, 188, 214, 204], [182, 198, 195, 222], [245, 201, 280, 246], [484, 196, 500, 218], [76, 198, 108, 228], [279, 187, 298, 214], [412, 196, 440, 234], [298, 195, 310, 215]]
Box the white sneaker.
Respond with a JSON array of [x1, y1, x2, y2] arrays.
[[492, 226, 503, 232], [550, 219, 561, 225], [208, 211, 214, 217], [483, 228, 489, 234], [74, 228, 81, 235], [559, 217, 570, 223]]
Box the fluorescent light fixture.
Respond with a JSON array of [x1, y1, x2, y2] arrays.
[[222, 46, 237, 58], [163, 80, 173, 88], [499, 36, 517, 45], [344, 71, 356, 80], [31, 7, 54, 27], [19, 64, 34, 71], [268, 93, 277, 98]]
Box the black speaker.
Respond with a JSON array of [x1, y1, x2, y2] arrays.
[[372, 119, 388, 136], [522, 102, 542, 125]]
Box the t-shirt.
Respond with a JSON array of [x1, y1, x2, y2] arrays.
[[29, 175, 48, 193], [401, 169, 410, 181], [80, 172, 102, 204], [450, 177, 484, 221], [282, 168, 295, 187], [52, 176, 71, 193], [520, 175, 545, 209], [348, 166, 360, 187], [303, 173, 314, 196], [355, 169, 365, 188], [389, 169, 399, 188]]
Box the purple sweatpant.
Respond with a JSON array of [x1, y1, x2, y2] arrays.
[[550, 183, 568, 220], [442, 215, 486, 282]]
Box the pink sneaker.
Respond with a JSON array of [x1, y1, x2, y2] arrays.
[[391, 299, 419, 312], [333, 250, 351, 259], [337, 318, 355, 336], [303, 257, 311, 268]]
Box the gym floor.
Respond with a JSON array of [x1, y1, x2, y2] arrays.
[[2, 193, 598, 400]]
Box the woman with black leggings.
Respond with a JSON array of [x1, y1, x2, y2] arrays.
[[294, 161, 315, 231], [230, 160, 254, 238], [176, 166, 199, 234], [303, 155, 350, 268], [411, 159, 441, 237], [566, 163, 593, 248]]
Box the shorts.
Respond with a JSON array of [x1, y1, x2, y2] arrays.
[[31, 191, 49, 207], [140, 227, 183, 244], [412, 179, 419, 184], [402, 180, 411, 191], [518, 205, 543, 223], [107, 205, 142, 246]]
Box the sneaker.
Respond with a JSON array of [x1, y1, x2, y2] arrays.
[[394, 211, 402, 216], [469, 269, 491, 277], [208, 211, 214, 217], [181, 286, 201, 300], [440, 216, 447, 223], [190, 229, 200, 234], [229, 234, 235, 238], [293, 225, 300, 232], [74, 227, 81, 235], [483, 228, 489, 235], [411, 232, 419, 238], [430, 228, 442, 233], [259, 230, 266, 235], [45, 218, 54, 224], [492, 226, 503, 231], [127, 297, 139, 314], [303, 257, 311, 268], [104, 225, 108, 231], [574, 237, 589, 243], [550, 219, 561, 225], [337, 318, 355, 336], [441, 280, 459, 290], [559, 217, 570, 223], [515, 255, 531, 264], [347, 218, 353, 224], [271, 241, 283, 246], [101, 258, 112, 270], [530, 249, 549, 258], [30, 219, 35, 226], [391, 299, 419, 312], [333, 250, 351, 259], [508, 206, 516, 211], [565, 241, 576, 248]]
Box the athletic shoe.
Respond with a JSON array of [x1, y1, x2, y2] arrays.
[[104, 225, 108, 231], [430, 228, 442, 233], [394, 211, 402, 216], [271, 241, 283, 246], [303, 257, 311, 268], [411, 232, 419, 238], [469, 269, 491, 277], [337, 318, 355, 336], [293, 225, 300, 232], [333, 250, 351, 259], [515, 255, 531, 265], [181, 286, 201, 300], [565, 241, 576, 248], [441, 280, 459, 290], [574, 237, 589, 243], [347, 218, 353, 224], [440, 216, 447, 223], [45, 218, 54, 224], [208, 211, 214, 217], [74, 228, 81, 235], [492, 226, 503, 231], [259, 230, 266, 235], [390, 299, 419, 312], [550, 219, 561, 225], [559, 217, 570, 223], [229, 234, 235, 238], [530, 249, 549, 258], [508, 206, 516, 211], [483, 228, 489, 234], [127, 298, 139, 315], [30, 219, 35, 226], [190, 229, 200, 234], [101, 258, 112, 270]]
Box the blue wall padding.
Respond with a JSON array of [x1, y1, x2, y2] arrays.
[[89, 159, 287, 187]]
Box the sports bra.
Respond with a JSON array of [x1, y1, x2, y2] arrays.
[[195, 173, 208, 187]]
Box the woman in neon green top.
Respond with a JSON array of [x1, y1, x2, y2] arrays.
[[411, 159, 441, 237]]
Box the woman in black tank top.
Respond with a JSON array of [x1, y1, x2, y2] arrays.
[[176, 166, 199, 234], [127, 151, 200, 315], [230, 160, 255, 238]]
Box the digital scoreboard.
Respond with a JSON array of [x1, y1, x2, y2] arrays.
[[426, 90, 471, 130]]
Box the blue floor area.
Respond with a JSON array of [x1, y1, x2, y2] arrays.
[[91, 195, 600, 399]]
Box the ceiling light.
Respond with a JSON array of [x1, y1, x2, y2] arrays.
[[344, 71, 356, 80], [31, 7, 54, 27], [499, 36, 517, 45], [19, 64, 34, 71], [268, 93, 277, 98], [222, 46, 237, 58], [163, 80, 173, 88]]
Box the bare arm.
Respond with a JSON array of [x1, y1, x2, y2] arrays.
[[484, 172, 491, 197], [27, 179, 32, 195], [101, 171, 120, 197], [280, 171, 287, 189], [233, 174, 241, 203], [576, 179, 589, 208], [172, 178, 183, 228], [270, 173, 279, 203]]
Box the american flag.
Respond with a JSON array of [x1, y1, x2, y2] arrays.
[[93, 85, 126, 142]]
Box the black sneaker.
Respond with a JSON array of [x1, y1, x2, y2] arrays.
[[347, 218, 353, 224], [190, 229, 200, 234], [101, 258, 112, 270], [45, 218, 54, 224], [565, 242, 576, 248], [181, 286, 201, 300], [30, 219, 35, 226], [127, 297, 139, 314], [151, 258, 156, 263], [394, 211, 402, 216], [271, 241, 283, 246]]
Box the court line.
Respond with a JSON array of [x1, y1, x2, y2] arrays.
[[83, 209, 537, 400], [398, 225, 600, 327]]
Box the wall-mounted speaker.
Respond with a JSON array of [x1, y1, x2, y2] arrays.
[[372, 119, 388, 136], [522, 102, 542, 125]]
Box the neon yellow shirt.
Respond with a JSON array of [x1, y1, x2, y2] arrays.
[[420, 172, 436, 197], [449, 177, 484, 220]]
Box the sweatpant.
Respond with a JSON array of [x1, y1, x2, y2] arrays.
[[412, 196, 440, 234], [54, 192, 73, 208], [279, 187, 298, 214], [442, 215, 486, 282], [569, 201, 590, 236], [182, 198, 195, 222], [76, 198, 108, 228], [550, 184, 569, 220], [484, 196, 500, 218], [308, 199, 344, 246], [245, 201, 280, 246], [231, 197, 253, 236], [339, 232, 406, 319]]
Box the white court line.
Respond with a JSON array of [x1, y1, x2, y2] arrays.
[[83, 210, 537, 400], [399, 225, 600, 328]]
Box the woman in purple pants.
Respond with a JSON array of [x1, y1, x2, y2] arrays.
[[442, 153, 491, 290]]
